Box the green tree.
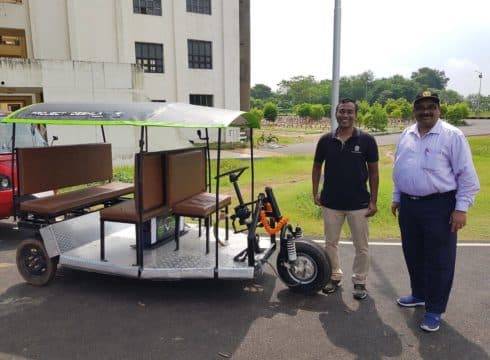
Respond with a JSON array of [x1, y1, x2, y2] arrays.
[[250, 98, 264, 109], [395, 98, 413, 120], [263, 102, 279, 122], [384, 98, 398, 116], [277, 75, 324, 106], [439, 89, 464, 105], [364, 103, 388, 131], [310, 104, 325, 120], [251, 84, 273, 100], [440, 103, 448, 119], [411, 67, 449, 90]]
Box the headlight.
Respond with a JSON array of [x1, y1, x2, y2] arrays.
[[0, 175, 11, 189]]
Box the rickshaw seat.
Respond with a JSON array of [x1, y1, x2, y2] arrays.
[[99, 151, 169, 262], [16, 143, 133, 218], [166, 148, 231, 254]]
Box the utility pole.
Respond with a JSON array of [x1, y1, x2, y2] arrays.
[[476, 71, 483, 118], [330, 0, 341, 132]]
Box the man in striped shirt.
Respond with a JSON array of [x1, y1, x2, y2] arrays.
[[391, 91, 480, 332]]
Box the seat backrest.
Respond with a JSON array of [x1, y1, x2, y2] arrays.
[[134, 152, 165, 212], [17, 143, 113, 196], [166, 148, 206, 207]]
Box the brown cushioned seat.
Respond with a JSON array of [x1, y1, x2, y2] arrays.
[[19, 182, 134, 216], [100, 199, 169, 223], [172, 192, 231, 218]]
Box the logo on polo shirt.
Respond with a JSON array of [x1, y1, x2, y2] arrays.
[[351, 145, 362, 154]]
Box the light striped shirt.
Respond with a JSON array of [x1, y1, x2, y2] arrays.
[[392, 119, 480, 212]]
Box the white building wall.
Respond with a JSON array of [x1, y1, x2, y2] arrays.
[[0, 0, 242, 159]]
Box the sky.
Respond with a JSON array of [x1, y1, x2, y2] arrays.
[[250, 0, 490, 97]]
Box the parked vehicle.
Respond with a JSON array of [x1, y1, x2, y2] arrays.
[[3, 103, 331, 294], [0, 115, 48, 219]]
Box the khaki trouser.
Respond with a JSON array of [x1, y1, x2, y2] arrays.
[[322, 207, 369, 285]]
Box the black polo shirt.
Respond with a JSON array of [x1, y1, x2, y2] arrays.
[[314, 128, 379, 210]]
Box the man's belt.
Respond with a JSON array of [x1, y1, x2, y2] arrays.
[[401, 190, 456, 201]]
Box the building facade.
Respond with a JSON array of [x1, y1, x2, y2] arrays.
[[0, 0, 245, 159]]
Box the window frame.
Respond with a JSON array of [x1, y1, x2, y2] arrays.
[[189, 94, 214, 107], [187, 40, 212, 70], [135, 42, 164, 74], [133, 0, 162, 16], [186, 0, 211, 15]]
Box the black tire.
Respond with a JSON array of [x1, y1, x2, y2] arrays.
[[257, 137, 265, 146], [268, 136, 279, 145], [276, 239, 331, 294], [16, 238, 58, 286]]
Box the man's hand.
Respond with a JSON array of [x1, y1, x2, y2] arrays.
[[391, 202, 400, 217], [365, 201, 377, 217], [450, 210, 467, 232], [314, 194, 321, 206]]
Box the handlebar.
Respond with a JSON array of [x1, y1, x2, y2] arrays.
[[215, 166, 249, 180]]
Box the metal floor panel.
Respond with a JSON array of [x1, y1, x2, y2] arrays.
[[43, 212, 270, 280]]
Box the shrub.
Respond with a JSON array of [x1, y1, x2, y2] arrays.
[[446, 102, 469, 125], [310, 104, 325, 120], [364, 102, 388, 131], [243, 109, 262, 128], [263, 102, 279, 122], [294, 103, 312, 118], [322, 104, 332, 117]]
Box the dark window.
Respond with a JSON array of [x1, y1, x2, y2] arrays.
[[186, 0, 211, 14], [190, 94, 214, 107], [187, 40, 212, 69], [135, 42, 164, 73], [133, 0, 161, 15]]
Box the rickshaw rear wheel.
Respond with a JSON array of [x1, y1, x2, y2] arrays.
[[276, 239, 331, 294], [16, 238, 58, 286]]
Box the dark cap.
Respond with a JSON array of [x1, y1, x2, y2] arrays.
[[414, 91, 440, 104]]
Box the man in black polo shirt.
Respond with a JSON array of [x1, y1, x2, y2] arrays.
[[312, 98, 379, 300]]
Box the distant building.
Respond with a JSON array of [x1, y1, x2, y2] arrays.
[[0, 0, 249, 160]]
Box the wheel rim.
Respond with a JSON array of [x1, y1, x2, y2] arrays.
[[287, 253, 318, 284], [21, 245, 48, 276]]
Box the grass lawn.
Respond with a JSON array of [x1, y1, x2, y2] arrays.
[[209, 135, 489, 241], [113, 136, 489, 241]]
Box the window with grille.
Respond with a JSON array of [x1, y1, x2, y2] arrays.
[[135, 42, 164, 73], [190, 94, 214, 107], [186, 0, 211, 14], [133, 0, 161, 15], [187, 40, 212, 69]]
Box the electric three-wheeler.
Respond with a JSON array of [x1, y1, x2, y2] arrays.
[[2, 102, 331, 294]]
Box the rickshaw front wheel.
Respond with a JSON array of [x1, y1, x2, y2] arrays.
[[16, 238, 58, 286], [276, 239, 331, 294]]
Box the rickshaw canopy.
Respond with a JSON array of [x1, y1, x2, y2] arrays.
[[1, 102, 248, 128]]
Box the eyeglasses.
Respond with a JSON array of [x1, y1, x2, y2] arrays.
[[414, 104, 438, 112]]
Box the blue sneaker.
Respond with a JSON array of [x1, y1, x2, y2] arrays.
[[397, 295, 425, 307], [420, 312, 441, 332]]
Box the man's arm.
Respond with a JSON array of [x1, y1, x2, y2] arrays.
[[366, 161, 379, 217], [312, 162, 322, 206], [449, 133, 480, 232]]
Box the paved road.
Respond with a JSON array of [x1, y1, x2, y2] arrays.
[[0, 221, 489, 360], [1, 120, 489, 359]]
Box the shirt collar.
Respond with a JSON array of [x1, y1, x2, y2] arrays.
[[335, 127, 360, 138], [408, 119, 442, 137]]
